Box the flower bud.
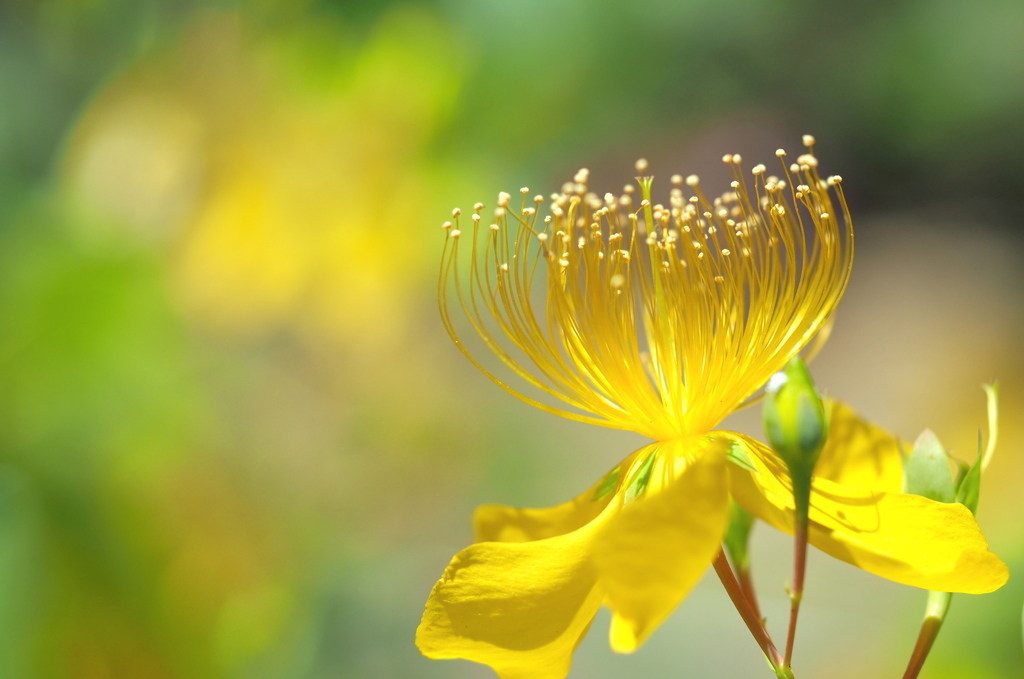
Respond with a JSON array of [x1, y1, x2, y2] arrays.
[[763, 356, 828, 484]]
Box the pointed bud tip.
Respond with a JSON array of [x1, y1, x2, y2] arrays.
[[763, 357, 828, 481]]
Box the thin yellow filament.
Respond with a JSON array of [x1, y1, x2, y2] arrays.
[[439, 139, 854, 442]]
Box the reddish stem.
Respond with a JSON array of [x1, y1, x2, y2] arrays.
[[902, 591, 951, 679], [736, 563, 763, 622], [713, 549, 784, 670], [902, 618, 942, 679], [783, 521, 808, 668]]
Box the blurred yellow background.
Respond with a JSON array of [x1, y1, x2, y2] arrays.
[[0, 0, 1021, 677]]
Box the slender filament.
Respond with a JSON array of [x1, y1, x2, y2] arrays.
[[439, 139, 853, 441]]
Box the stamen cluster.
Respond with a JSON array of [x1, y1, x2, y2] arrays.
[[440, 137, 852, 440]]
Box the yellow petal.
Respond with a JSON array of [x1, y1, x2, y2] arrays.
[[814, 400, 904, 492], [727, 434, 1008, 594], [474, 448, 646, 543], [416, 521, 607, 679], [416, 448, 659, 679], [592, 438, 730, 653], [419, 440, 735, 676]]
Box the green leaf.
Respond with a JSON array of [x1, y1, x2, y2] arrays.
[[592, 466, 621, 502], [624, 449, 657, 505], [725, 440, 758, 473], [904, 429, 956, 503]]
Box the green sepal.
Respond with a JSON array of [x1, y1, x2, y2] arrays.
[[725, 440, 758, 473], [904, 429, 956, 504], [592, 465, 621, 502], [954, 431, 983, 515], [953, 458, 971, 489], [956, 462, 981, 515], [925, 590, 953, 621], [795, 392, 826, 459], [774, 664, 795, 679], [624, 449, 657, 504], [723, 502, 755, 570]]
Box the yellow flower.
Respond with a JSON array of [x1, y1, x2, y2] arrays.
[[417, 142, 1007, 679]]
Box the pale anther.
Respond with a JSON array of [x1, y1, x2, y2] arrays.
[[797, 154, 818, 168]]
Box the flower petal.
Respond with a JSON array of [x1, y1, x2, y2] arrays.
[[474, 448, 647, 543], [416, 448, 661, 678], [416, 521, 607, 679], [592, 438, 731, 653], [814, 400, 904, 492], [727, 434, 1008, 594]]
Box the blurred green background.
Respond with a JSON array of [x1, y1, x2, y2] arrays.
[[1, 0, 1022, 677]]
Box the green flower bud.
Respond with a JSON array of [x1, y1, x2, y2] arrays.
[[763, 356, 828, 484]]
